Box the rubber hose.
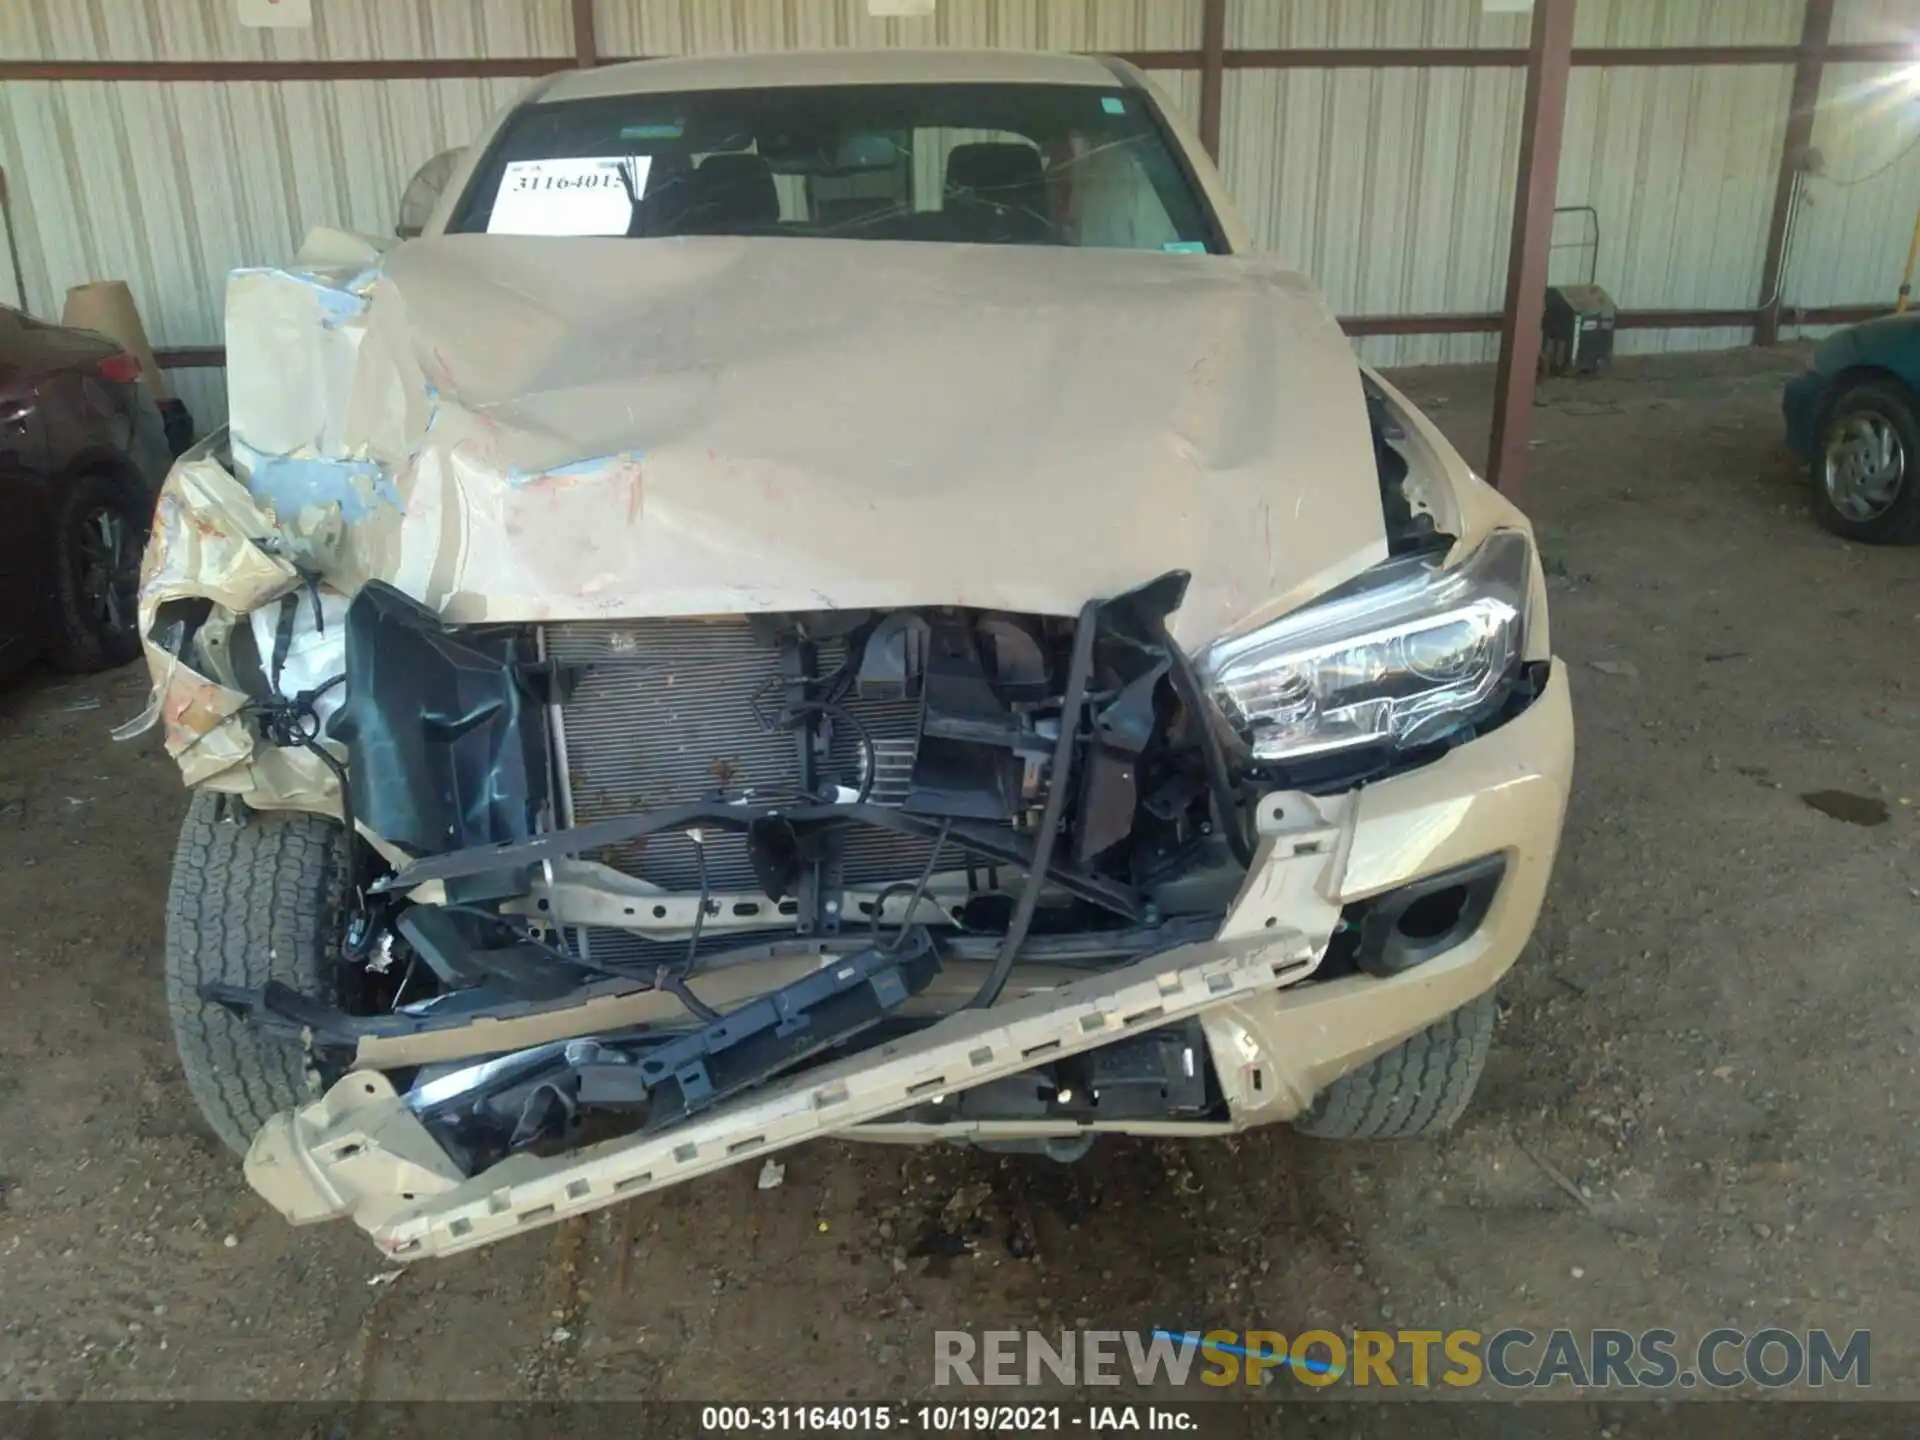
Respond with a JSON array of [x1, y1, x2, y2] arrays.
[[967, 597, 1101, 1010], [1160, 626, 1258, 871]]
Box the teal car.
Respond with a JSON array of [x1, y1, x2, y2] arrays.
[[1783, 313, 1920, 544]]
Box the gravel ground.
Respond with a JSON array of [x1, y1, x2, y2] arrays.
[[0, 344, 1914, 1404]]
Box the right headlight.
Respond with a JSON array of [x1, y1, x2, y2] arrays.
[[1197, 530, 1535, 764]]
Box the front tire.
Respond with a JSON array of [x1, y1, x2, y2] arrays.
[[164, 793, 347, 1155], [1812, 380, 1920, 545], [1293, 991, 1496, 1140]]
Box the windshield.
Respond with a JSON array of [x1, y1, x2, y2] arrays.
[[447, 81, 1222, 252]]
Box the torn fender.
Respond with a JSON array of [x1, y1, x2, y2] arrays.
[[127, 445, 349, 811]]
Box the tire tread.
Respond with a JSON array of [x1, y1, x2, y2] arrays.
[[164, 793, 343, 1155], [1293, 991, 1496, 1140]]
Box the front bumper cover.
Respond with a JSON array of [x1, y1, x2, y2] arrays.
[[245, 661, 1572, 1259]]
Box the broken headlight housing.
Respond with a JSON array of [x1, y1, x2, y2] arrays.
[[1198, 529, 1534, 763]]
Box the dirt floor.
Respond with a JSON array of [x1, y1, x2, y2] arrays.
[[1, 344, 1915, 1405]]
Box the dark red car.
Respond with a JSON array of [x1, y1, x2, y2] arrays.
[[0, 305, 180, 681]]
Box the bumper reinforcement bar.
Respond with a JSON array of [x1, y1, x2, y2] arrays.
[[245, 926, 1318, 1258]]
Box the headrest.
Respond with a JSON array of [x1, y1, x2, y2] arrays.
[[944, 142, 1044, 198], [694, 151, 779, 227]]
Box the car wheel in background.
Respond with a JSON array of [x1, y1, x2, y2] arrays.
[[45, 469, 146, 672], [1813, 379, 1920, 545], [1292, 990, 1496, 1140]]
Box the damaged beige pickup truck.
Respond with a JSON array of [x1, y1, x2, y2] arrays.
[[142, 49, 1572, 1260]]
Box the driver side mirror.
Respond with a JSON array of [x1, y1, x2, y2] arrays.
[[396, 149, 464, 239]]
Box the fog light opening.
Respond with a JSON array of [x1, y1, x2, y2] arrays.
[[1395, 885, 1470, 943], [1348, 853, 1507, 978]]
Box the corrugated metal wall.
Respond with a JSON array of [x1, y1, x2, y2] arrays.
[[0, 0, 572, 60], [1566, 0, 1901, 355], [1221, 64, 1524, 366], [1554, 61, 1794, 358], [1226, 0, 1802, 49], [1778, 0, 1920, 328], [1790, 62, 1920, 311], [593, 0, 1198, 57], [1, 0, 1914, 428], [584, 3, 1201, 136], [1219, 0, 1803, 365]]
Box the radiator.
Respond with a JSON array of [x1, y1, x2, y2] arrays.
[[545, 618, 937, 905]]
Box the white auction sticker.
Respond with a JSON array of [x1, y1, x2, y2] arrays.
[[487, 156, 652, 236]]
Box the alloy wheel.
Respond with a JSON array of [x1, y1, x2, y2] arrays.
[[75, 506, 135, 635]]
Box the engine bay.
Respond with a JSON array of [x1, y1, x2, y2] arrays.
[[208, 571, 1259, 1171]]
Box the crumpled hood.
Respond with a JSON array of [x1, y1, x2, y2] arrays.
[[223, 234, 1385, 647]]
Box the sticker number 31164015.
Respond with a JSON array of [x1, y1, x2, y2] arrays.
[[487, 156, 653, 235]]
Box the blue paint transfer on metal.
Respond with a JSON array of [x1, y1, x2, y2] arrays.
[[230, 265, 379, 327], [233, 437, 398, 522], [546, 453, 638, 478], [504, 451, 643, 487]]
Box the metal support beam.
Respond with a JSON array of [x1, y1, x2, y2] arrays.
[[1487, 0, 1577, 499], [0, 58, 562, 81], [0, 168, 26, 312], [1756, 0, 1833, 346], [1197, 0, 1227, 159], [2, 38, 1912, 84], [571, 0, 598, 68]]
